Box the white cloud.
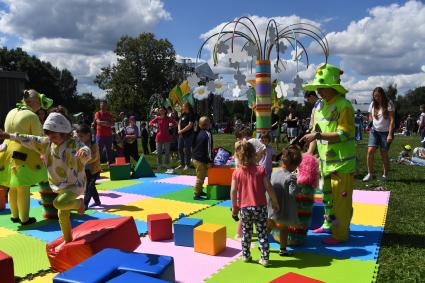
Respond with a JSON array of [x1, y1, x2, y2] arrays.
[[0, 0, 170, 93], [323, 1, 425, 76]]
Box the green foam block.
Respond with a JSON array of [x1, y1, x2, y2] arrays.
[[206, 249, 377, 283], [189, 206, 237, 237], [109, 163, 131, 180], [134, 155, 155, 178], [207, 185, 230, 200], [0, 233, 50, 278]]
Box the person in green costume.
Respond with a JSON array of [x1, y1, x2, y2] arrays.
[[0, 89, 52, 225], [301, 64, 356, 244]]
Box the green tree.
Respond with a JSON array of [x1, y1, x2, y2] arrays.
[[95, 33, 179, 119]]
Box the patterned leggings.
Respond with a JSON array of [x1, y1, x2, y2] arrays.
[[240, 206, 269, 260]]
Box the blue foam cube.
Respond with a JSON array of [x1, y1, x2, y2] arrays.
[[173, 217, 203, 247], [53, 248, 174, 283], [106, 271, 168, 283]]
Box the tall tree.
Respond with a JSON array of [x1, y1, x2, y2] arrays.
[[95, 33, 179, 119]]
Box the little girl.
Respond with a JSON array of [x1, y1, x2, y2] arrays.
[[0, 110, 91, 246], [230, 140, 279, 267], [77, 124, 101, 210], [268, 145, 302, 256]]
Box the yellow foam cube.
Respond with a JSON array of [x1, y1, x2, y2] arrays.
[[194, 223, 226, 256]]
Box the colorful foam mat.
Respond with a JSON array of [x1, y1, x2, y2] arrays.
[[0, 172, 389, 283]]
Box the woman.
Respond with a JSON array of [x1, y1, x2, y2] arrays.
[[123, 116, 140, 163], [0, 89, 52, 225], [177, 103, 195, 170], [363, 87, 395, 181], [149, 107, 176, 170]]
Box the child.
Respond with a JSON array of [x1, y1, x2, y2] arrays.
[[191, 116, 213, 200], [230, 140, 279, 267], [112, 126, 124, 158], [259, 133, 276, 178], [267, 145, 302, 256], [123, 116, 140, 163], [140, 122, 149, 155], [0, 111, 90, 247], [77, 124, 101, 210]]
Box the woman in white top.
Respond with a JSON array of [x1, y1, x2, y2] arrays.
[[363, 87, 395, 181]]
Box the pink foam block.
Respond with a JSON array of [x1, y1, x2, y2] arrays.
[[353, 190, 390, 205], [85, 191, 151, 210], [135, 237, 242, 283]]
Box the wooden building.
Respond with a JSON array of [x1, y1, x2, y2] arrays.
[[0, 70, 28, 126]]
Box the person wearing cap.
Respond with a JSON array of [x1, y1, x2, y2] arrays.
[[0, 89, 53, 225], [301, 63, 356, 245], [123, 116, 140, 163], [0, 109, 91, 246]]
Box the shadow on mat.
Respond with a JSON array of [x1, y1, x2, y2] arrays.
[[104, 204, 143, 213], [99, 192, 122, 198]]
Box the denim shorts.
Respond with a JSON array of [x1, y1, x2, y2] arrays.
[[368, 129, 391, 151]]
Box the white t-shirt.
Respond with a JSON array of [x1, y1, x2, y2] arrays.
[[368, 101, 394, 132]]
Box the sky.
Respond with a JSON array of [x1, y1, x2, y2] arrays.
[[0, 0, 424, 103]]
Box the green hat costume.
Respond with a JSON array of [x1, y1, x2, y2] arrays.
[[303, 63, 348, 94]]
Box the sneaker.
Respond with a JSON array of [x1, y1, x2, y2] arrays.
[[199, 191, 207, 197], [10, 217, 20, 223], [381, 175, 388, 181], [183, 165, 189, 171], [165, 168, 175, 174], [243, 256, 252, 262], [20, 217, 36, 226], [175, 165, 183, 170], [279, 248, 293, 256], [193, 195, 205, 201], [258, 259, 269, 267], [362, 173, 373, 182]]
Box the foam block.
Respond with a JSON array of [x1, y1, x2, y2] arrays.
[[309, 203, 324, 230], [194, 223, 226, 256], [53, 248, 175, 283], [134, 155, 155, 178], [207, 166, 235, 186], [109, 164, 131, 180], [206, 185, 230, 200], [147, 213, 172, 241], [0, 250, 14, 283], [115, 157, 126, 165], [269, 272, 325, 283], [106, 271, 169, 283], [174, 218, 203, 247], [47, 217, 141, 272]]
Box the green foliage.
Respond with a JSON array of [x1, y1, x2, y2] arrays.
[[396, 86, 425, 120], [95, 33, 180, 119]]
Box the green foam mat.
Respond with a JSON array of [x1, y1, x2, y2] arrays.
[[189, 205, 238, 237], [96, 179, 142, 191], [206, 249, 377, 283], [158, 188, 223, 206], [0, 233, 50, 278]]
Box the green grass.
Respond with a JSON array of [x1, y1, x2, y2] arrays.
[[111, 134, 425, 282]]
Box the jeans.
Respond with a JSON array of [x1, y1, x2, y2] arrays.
[[156, 142, 170, 166], [368, 129, 391, 151], [96, 135, 114, 164], [178, 133, 194, 166], [355, 124, 362, 141]]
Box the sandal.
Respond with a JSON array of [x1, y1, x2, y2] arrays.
[[10, 217, 20, 223]]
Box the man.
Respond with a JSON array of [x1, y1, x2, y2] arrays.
[[304, 90, 320, 154], [94, 101, 114, 164], [301, 64, 356, 245], [405, 114, 415, 136]]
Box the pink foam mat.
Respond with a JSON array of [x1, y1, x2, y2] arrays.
[[85, 191, 151, 210], [153, 175, 208, 186], [135, 237, 242, 283], [353, 190, 390, 205]]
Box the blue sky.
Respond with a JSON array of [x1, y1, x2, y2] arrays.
[[0, 0, 424, 102]]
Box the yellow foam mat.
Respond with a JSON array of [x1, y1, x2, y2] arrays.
[[105, 198, 209, 221], [352, 202, 388, 227], [21, 272, 58, 282], [0, 227, 17, 238], [100, 171, 110, 178], [30, 191, 42, 200]]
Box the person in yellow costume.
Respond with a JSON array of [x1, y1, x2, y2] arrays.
[[0, 89, 52, 225], [301, 64, 356, 245]]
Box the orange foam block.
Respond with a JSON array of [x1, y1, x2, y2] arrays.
[[46, 216, 141, 272], [207, 166, 235, 186], [194, 223, 226, 256]]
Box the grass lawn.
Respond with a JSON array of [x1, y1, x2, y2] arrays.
[[121, 133, 424, 282]]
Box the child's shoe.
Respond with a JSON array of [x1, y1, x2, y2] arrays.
[[242, 256, 252, 262], [258, 258, 269, 267], [20, 217, 36, 226], [279, 248, 293, 256]]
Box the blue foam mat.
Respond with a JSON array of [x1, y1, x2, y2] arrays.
[[134, 173, 178, 183], [6, 198, 41, 209], [270, 224, 383, 261], [215, 200, 232, 207], [115, 182, 189, 197]]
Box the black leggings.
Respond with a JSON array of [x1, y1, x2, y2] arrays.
[[124, 141, 139, 163]]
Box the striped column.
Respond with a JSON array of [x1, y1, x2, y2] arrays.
[[255, 60, 272, 135]]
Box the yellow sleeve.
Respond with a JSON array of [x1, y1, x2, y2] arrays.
[[87, 144, 100, 165], [337, 106, 355, 141], [11, 134, 50, 155]]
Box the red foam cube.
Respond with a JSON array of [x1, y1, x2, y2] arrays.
[[0, 250, 14, 283], [46, 216, 141, 272], [115, 157, 126, 165], [147, 213, 172, 241], [270, 272, 325, 283]]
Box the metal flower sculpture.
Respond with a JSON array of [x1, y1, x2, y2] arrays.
[[197, 16, 329, 134]]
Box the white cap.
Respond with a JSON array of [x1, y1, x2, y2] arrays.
[[43, 112, 72, 133]]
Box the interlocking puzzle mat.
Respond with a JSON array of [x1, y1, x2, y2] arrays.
[[0, 172, 389, 283]]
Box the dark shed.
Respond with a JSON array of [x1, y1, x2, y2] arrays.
[[0, 70, 28, 127]]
